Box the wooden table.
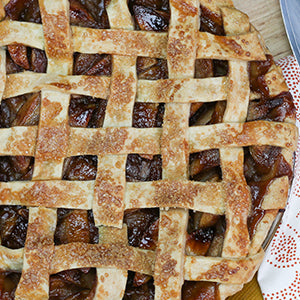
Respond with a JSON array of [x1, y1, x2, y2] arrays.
[[234, 0, 292, 60], [228, 1, 291, 299]]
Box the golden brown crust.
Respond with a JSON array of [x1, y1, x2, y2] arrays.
[[30, 0, 73, 182], [154, 209, 189, 299], [222, 61, 249, 122], [153, 0, 200, 297], [0, 2, 4, 21], [39, 0, 73, 74], [262, 177, 289, 210], [33, 91, 70, 180], [95, 268, 127, 300], [0, 127, 37, 155], [0, 21, 265, 61], [265, 65, 290, 97], [50, 243, 155, 275], [161, 103, 190, 180], [3, 68, 286, 105], [94, 155, 127, 227], [0, 181, 93, 209], [221, 148, 251, 257], [73, 27, 168, 58], [184, 248, 264, 283], [220, 7, 252, 259], [197, 32, 265, 61], [200, 0, 234, 14], [0, 20, 44, 49], [3, 72, 111, 99], [103, 57, 137, 127], [93, 2, 137, 297], [137, 76, 227, 103], [15, 246, 54, 300], [0, 246, 23, 271], [68, 127, 161, 156], [189, 121, 298, 152], [125, 180, 225, 214], [15, 207, 56, 300], [0, 0, 297, 299], [0, 48, 5, 101]]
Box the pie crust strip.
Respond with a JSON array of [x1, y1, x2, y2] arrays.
[[0, 180, 93, 209], [137, 77, 228, 103], [0, 126, 37, 156], [50, 242, 155, 275], [3, 67, 287, 103], [67, 127, 162, 156], [0, 120, 296, 160], [0, 177, 282, 212], [3, 72, 111, 99], [95, 269, 128, 300], [14, 206, 57, 299], [0, 242, 268, 287], [96, 226, 129, 300], [154, 0, 200, 298], [125, 181, 225, 214], [189, 121, 298, 152], [184, 248, 264, 283], [217, 7, 252, 296], [73, 27, 265, 61], [67, 122, 298, 156], [13, 0, 72, 298], [0, 48, 5, 101], [0, 246, 23, 271], [0, 20, 266, 61], [92, 0, 137, 297], [32, 0, 72, 180]]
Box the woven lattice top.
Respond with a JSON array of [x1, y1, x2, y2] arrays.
[[0, 0, 298, 299]]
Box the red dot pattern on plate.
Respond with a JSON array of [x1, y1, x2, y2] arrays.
[[262, 271, 300, 299], [277, 56, 300, 121], [268, 224, 300, 268]]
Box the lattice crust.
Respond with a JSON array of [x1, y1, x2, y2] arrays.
[[0, 0, 298, 299]]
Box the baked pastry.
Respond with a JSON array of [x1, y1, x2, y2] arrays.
[[0, 0, 297, 299]]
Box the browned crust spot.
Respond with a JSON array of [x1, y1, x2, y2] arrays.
[[171, 0, 198, 16], [22, 182, 86, 207], [154, 180, 199, 207], [16, 246, 54, 297], [5, 128, 37, 155], [41, 12, 72, 62], [155, 252, 179, 285], [94, 169, 124, 225], [35, 125, 69, 160]]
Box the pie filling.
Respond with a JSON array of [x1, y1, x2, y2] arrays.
[[0, 0, 296, 299]]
